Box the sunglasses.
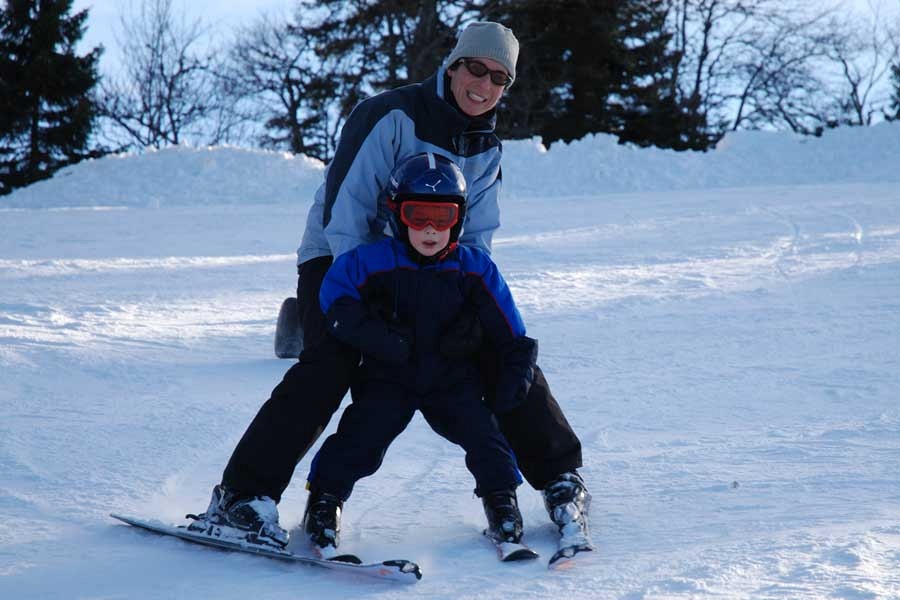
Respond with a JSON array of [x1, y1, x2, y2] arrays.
[[399, 200, 460, 231], [459, 59, 512, 88]]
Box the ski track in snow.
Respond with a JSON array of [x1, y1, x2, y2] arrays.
[[0, 253, 294, 278], [2, 167, 900, 596]]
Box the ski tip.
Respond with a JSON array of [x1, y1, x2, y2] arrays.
[[382, 560, 423, 581], [484, 533, 540, 562], [109, 513, 134, 524], [548, 544, 596, 570], [502, 548, 540, 562]]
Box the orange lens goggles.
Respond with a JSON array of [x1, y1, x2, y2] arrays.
[[399, 201, 460, 231]]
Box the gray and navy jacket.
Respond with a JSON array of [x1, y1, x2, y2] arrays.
[[319, 238, 536, 412], [297, 67, 503, 264]]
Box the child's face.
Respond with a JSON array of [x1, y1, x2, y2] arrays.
[[408, 225, 451, 257]]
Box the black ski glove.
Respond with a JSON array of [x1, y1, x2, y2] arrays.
[[327, 298, 412, 366]]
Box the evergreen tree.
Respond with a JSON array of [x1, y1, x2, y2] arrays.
[[613, 0, 710, 150], [531, 0, 617, 145], [473, 0, 614, 143], [0, 0, 102, 194], [476, 0, 708, 149], [288, 0, 712, 155]]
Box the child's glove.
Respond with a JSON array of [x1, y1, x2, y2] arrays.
[[493, 336, 539, 413], [440, 306, 484, 359], [327, 297, 412, 365]]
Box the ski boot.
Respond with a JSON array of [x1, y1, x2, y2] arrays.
[[187, 484, 289, 549], [302, 487, 359, 562], [482, 489, 524, 543], [543, 471, 595, 567], [482, 489, 538, 561]]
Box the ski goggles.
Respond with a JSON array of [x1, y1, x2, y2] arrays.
[[398, 200, 460, 231], [459, 59, 513, 88]]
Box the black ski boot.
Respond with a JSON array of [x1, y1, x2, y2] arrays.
[[481, 489, 525, 544], [302, 487, 343, 551], [543, 471, 594, 566], [482, 489, 538, 561], [187, 484, 289, 549]]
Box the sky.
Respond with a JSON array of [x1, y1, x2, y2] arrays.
[[72, 0, 293, 70], [73, 0, 898, 76]]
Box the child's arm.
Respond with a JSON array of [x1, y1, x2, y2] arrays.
[[319, 247, 411, 366], [461, 249, 538, 413]]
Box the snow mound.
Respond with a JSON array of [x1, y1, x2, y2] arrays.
[[3, 145, 325, 209], [502, 121, 900, 197], [4, 122, 900, 209]]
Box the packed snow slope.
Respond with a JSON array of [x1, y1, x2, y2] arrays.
[[2, 124, 900, 599]]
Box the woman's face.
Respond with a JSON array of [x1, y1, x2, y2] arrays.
[[447, 57, 509, 117]]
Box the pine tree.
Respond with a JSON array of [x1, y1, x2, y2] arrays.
[[543, 0, 619, 145], [289, 0, 714, 153], [614, 1, 713, 150], [474, 0, 616, 144], [476, 0, 710, 149], [0, 0, 101, 195]]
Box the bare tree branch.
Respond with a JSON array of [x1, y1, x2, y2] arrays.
[[820, 0, 900, 126], [666, 0, 843, 136], [98, 0, 218, 149]]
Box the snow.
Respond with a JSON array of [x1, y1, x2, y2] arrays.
[[2, 124, 900, 598]]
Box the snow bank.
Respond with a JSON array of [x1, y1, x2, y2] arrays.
[[4, 122, 900, 209], [3, 145, 325, 209], [503, 121, 900, 197]]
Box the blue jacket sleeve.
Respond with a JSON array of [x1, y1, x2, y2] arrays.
[[319, 247, 410, 366], [322, 99, 398, 259], [458, 153, 502, 255], [461, 248, 537, 412]]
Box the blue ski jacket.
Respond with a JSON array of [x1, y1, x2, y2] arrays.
[[319, 238, 536, 411], [297, 66, 503, 264]]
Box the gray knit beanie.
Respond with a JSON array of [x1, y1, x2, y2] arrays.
[[446, 21, 519, 85]]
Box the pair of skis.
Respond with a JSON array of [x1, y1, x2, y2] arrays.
[[112, 513, 593, 583]]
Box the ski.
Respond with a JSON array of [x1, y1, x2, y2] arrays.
[[547, 542, 595, 570], [484, 531, 539, 562], [110, 513, 421, 583], [308, 541, 363, 565]]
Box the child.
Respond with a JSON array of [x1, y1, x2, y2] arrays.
[[302, 152, 538, 555]]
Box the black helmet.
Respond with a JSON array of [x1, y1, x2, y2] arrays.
[[386, 152, 468, 246]]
